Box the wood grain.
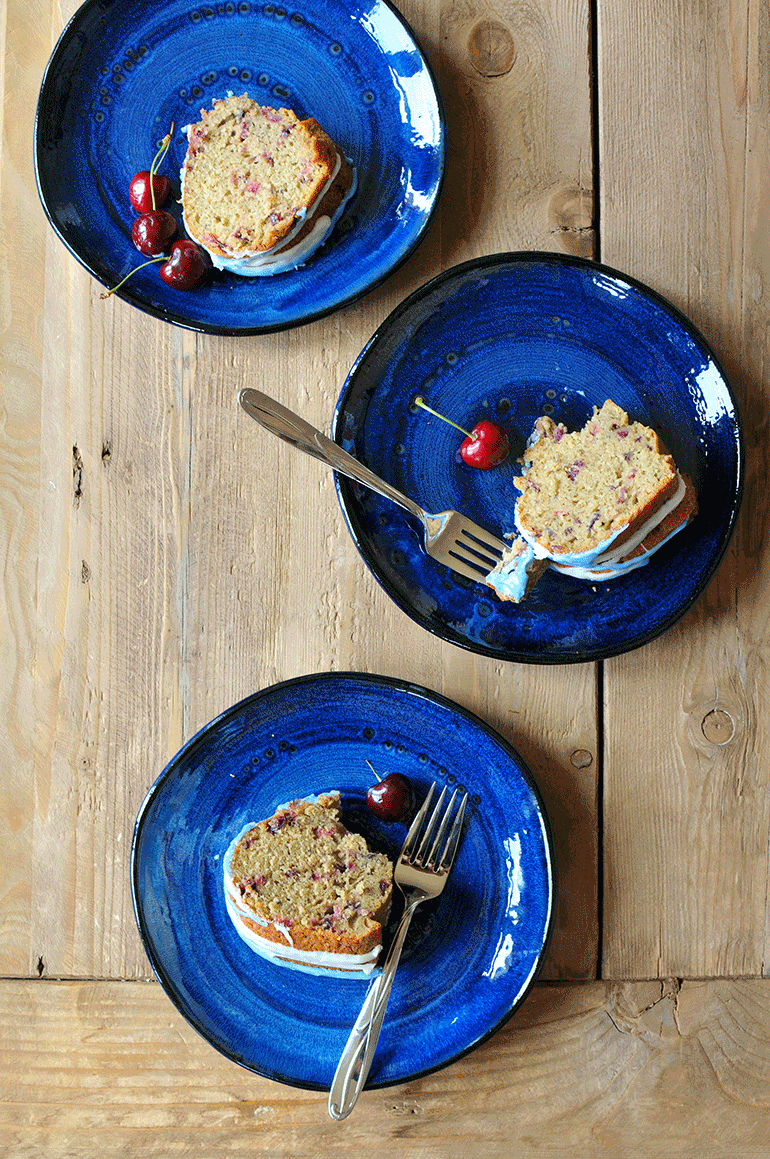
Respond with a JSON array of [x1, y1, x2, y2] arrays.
[[3, 978, 770, 1157], [8, 0, 770, 1147], [598, 0, 770, 978], [1, 0, 598, 982], [438, 0, 594, 263]]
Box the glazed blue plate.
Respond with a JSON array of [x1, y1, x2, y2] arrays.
[[131, 672, 554, 1089], [332, 252, 744, 663], [35, 0, 444, 334]]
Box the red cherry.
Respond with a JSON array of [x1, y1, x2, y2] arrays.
[[131, 210, 178, 256], [129, 125, 175, 212], [159, 240, 212, 290], [413, 396, 510, 470], [366, 770, 414, 822], [129, 170, 172, 214], [460, 420, 511, 469]]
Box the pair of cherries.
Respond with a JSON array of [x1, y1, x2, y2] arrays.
[[128, 145, 176, 257], [103, 127, 211, 297]]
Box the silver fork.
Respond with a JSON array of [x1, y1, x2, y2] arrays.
[[328, 783, 469, 1121], [238, 388, 506, 583]]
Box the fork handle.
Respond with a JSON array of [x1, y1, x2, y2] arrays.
[[238, 388, 425, 523], [328, 897, 421, 1121]]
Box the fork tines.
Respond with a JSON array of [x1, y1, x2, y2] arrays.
[[448, 524, 505, 581], [404, 783, 468, 872]]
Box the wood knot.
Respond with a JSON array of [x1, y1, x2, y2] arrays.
[[548, 184, 595, 257], [701, 708, 735, 745], [570, 749, 593, 769], [467, 18, 516, 77], [549, 184, 594, 233]]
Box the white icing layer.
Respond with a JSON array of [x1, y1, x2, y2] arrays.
[[552, 521, 686, 579], [224, 890, 380, 975]]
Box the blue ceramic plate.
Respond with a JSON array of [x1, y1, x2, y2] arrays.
[[332, 252, 744, 663], [131, 672, 554, 1089], [35, 0, 444, 334]]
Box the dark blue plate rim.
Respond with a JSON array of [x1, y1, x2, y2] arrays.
[[331, 250, 745, 665], [130, 670, 556, 1088], [33, 0, 446, 336]]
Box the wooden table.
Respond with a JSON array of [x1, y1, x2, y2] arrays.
[[3, 0, 769, 1154]]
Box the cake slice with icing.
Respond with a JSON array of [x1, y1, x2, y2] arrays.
[[486, 400, 697, 601], [224, 793, 393, 976], [181, 95, 356, 276]]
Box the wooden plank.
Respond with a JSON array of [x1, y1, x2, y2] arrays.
[[598, 0, 770, 977], [438, 0, 595, 261], [0, 0, 75, 975], [3, 978, 770, 1156]]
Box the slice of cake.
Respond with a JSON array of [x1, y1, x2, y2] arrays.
[[180, 95, 356, 276], [485, 400, 697, 601], [223, 793, 393, 976]]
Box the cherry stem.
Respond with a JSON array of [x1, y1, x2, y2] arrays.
[[100, 255, 164, 298], [365, 759, 382, 783], [413, 396, 475, 440], [149, 123, 174, 210]]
